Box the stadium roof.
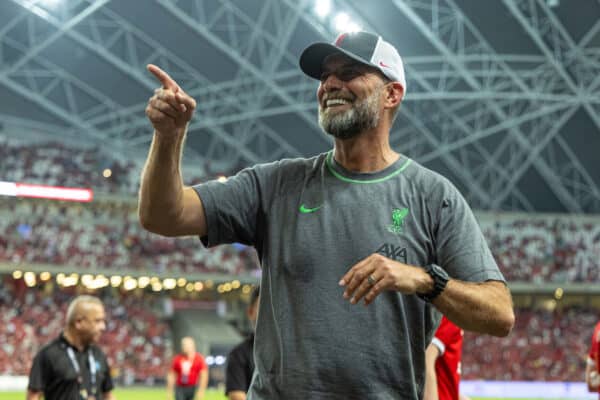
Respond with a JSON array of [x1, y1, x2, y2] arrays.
[[1, 0, 599, 214]]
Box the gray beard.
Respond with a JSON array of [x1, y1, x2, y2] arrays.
[[318, 87, 383, 140]]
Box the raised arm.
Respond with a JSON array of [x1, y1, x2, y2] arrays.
[[139, 64, 206, 237]]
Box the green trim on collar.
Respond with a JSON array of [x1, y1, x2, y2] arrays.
[[325, 151, 412, 184]]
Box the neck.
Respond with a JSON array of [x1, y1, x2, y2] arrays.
[[185, 351, 195, 358], [64, 328, 85, 351], [332, 126, 398, 172]]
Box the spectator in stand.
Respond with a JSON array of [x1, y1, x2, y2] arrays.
[[168, 336, 208, 400], [225, 286, 260, 400], [586, 320, 600, 395], [27, 295, 115, 400]]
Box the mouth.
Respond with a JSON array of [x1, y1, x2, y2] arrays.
[[322, 98, 353, 109]]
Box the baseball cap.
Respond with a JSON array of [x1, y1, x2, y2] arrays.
[[299, 31, 406, 94]]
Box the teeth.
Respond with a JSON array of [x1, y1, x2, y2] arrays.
[[326, 99, 350, 107]]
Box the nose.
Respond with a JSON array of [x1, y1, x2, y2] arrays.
[[321, 73, 343, 91], [318, 73, 343, 100]]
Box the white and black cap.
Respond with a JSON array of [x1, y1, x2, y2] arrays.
[[299, 31, 406, 94]]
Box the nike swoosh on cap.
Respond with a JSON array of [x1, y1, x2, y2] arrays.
[[379, 61, 391, 68]]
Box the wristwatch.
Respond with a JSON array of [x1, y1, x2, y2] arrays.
[[417, 264, 449, 302]]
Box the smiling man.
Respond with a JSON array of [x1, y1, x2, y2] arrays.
[[27, 295, 115, 400], [139, 31, 514, 400]]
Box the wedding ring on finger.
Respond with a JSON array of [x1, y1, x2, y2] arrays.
[[367, 274, 376, 286]]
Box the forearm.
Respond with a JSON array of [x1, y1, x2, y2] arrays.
[[586, 362, 600, 391], [138, 130, 187, 234], [26, 391, 42, 400], [103, 391, 116, 400], [423, 346, 439, 400], [228, 391, 247, 400], [431, 279, 514, 337], [197, 370, 209, 398], [167, 371, 176, 394]]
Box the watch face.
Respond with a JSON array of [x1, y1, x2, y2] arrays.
[[431, 264, 449, 279]]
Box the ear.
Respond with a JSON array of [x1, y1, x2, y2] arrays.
[[384, 82, 404, 109]]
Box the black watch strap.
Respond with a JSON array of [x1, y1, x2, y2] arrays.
[[417, 264, 449, 302]]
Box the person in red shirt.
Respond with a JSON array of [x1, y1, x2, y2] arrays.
[[167, 336, 208, 400], [586, 321, 600, 395], [424, 316, 468, 400]]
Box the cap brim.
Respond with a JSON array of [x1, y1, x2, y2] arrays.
[[299, 42, 374, 80]]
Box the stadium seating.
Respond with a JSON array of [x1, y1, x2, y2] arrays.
[[463, 306, 595, 381], [0, 140, 137, 194], [0, 197, 260, 276], [479, 217, 600, 282], [0, 140, 232, 193]]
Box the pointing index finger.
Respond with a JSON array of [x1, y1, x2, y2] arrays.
[[147, 64, 181, 92]]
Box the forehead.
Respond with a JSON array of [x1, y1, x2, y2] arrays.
[[86, 303, 105, 318]]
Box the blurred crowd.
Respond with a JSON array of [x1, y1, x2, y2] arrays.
[[0, 197, 260, 276], [0, 277, 171, 383], [0, 139, 233, 193], [0, 141, 137, 194], [481, 217, 600, 282], [463, 306, 596, 381]]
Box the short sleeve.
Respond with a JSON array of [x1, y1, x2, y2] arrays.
[[101, 355, 115, 393], [225, 346, 251, 394], [193, 166, 266, 248], [28, 350, 47, 391], [432, 181, 505, 283]]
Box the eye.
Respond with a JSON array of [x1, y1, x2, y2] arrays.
[[320, 71, 332, 82], [338, 68, 359, 81]]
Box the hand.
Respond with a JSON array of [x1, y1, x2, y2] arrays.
[[339, 254, 431, 306], [591, 371, 600, 387], [146, 64, 197, 136]]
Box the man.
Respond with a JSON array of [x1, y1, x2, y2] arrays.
[[167, 336, 208, 400], [424, 316, 465, 400], [225, 286, 260, 400], [586, 321, 600, 395], [140, 31, 514, 399], [27, 295, 115, 400]]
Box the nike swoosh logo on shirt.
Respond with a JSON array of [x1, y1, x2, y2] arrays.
[[299, 204, 322, 213]]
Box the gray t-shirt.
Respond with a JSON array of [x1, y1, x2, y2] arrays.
[[194, 151, 504, 400]]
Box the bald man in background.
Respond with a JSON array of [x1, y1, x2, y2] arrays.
[[168, 336, 208, 400], [27, 295, 115, 400]]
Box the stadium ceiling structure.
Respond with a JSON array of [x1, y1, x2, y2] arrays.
[[1, 0, 599, 214]]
